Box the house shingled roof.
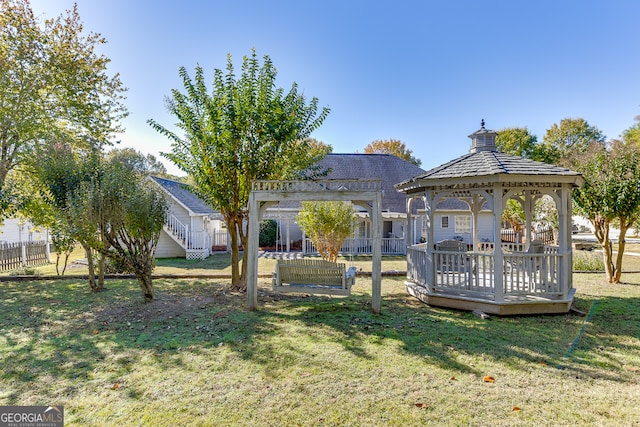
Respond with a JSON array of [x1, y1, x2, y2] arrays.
[[282, 153, 426, 214], [149, 176, 217, 216]]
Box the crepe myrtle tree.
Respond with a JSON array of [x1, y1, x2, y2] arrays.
[[149, 50, 329, 290]]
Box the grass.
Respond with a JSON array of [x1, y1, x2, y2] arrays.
[[1, 265, 639, 425]]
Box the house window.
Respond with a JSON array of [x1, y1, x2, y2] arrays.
[[455, 215, 471, 233], [441, 216, 449, 229]]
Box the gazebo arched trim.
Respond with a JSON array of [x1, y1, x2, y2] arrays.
[[246, 179, 383, 313]]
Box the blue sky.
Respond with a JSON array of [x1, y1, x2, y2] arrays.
[[30, 0, 640, 175]]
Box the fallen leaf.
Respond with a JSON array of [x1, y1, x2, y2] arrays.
[[414, 402, 430, 409], [111, 383, 120, 390], [301, 372, 312, 377], [92, 330, 99, 335], [512, 406, 522, 412], [483, 375, 495, 383], [449, 376, 457, 381]]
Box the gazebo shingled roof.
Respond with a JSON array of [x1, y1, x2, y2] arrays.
[[396, 124, 583, 193]]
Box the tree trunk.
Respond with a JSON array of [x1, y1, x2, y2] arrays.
[[613, 219, 634, 283], [81, 242, 102, 292], [228, 216, 242, 289], [239, 232, 248, 291], [590, 216, 615, 282], [136, 272, 154, 302]]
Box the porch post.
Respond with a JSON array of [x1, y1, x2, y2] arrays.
[[405, 196, 413, 249], [493, 185, 504, 303]]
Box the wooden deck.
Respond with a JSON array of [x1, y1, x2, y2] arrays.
[[406, 243, 575, 315]]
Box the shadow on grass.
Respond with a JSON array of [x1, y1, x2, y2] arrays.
[[1, 277, 638, 404]]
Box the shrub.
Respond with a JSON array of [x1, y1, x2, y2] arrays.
[[573, 251, 604, 271], [9, 267, 40, 276], [259, 220, 278, 247]]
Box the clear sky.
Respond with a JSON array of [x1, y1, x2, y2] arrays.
[[29, 0, 640, 176]]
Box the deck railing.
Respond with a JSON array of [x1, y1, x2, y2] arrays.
[[303, 237, 406, 256], [406, 243, 564, 300]]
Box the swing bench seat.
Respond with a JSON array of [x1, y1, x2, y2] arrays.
[[272, 259, 357, 296]]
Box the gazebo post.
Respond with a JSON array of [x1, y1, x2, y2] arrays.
[[493, 184, 505, 303], [472, 194, 481, 251], [558, 185, 572, 298]]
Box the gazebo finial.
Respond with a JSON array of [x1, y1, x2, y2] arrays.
[[481, 119, 485, 129]]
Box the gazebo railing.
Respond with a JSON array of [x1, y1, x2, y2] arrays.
[[406, 243, 564, 300]]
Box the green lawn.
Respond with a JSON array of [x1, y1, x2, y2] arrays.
[[0, 267, 638, 426]]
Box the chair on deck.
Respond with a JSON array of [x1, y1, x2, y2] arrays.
[[436, 239, 470, 274], [504, 240, 546, 289]]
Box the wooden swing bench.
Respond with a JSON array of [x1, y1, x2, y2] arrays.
[[272, 259, 357, 296]]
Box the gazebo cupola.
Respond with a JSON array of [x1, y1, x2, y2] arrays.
[[468, 119, 497, 153], [395, 122, 584, 315]]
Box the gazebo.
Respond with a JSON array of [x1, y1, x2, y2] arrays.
[[395, 122, 584, 315]]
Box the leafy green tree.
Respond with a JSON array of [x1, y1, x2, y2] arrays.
[[364, 139, 421, 167], [495, 127, 542, 160], [88, 161, 167, 301], [568, 140, 640, 283], [297, 201, 355, 263], [149, 50, 330, 290], [106, 147, 168, 175], [622, 115, 640, 147], [541, 118, 606, 164], [501, 199, 525, 236], [25, 142, 108, 289], [0, 0, 127, 210]]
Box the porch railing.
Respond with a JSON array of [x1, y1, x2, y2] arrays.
[[406, 243, 564, 300], [303, 237, 406, 256], [164, 214, 211, 258]]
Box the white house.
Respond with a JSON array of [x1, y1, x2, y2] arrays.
[[0, 217, 49, 244], [265, 153, 426, 255], [150, 176, 227, 259]]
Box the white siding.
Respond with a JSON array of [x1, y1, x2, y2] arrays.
[[155, 231, 186, 258]]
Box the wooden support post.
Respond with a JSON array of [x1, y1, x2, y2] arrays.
[[247, 193, 259, 310], [371, 191, 382, 314]]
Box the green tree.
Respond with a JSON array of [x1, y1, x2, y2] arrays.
[[495, 127, 542, 160], [89, 161, 167, 301], [0, 0, 127, 210], [364, 139, 421, 167], [106, 147, 168, 175], [541, 118, 606, 164], [24, 142, 107, 289], [622, 115, 640, 147], [297, 201, 355, 263], [149, 50, 330, 289], [568, 140, 640, 283], [501, 199, 525, 236]]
